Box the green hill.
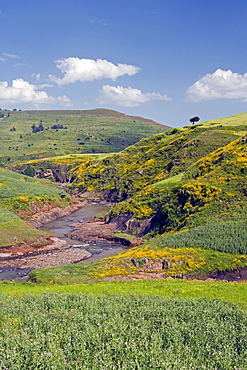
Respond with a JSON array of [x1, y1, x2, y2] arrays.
[[0, 109, 168, 164], [30, 112, 247, 282], [69, 113, 247, 237], [0, 169, 69, 247], [3, 112, 247, 281]]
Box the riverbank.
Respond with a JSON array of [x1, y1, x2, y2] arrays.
[[0, 202, 127, 281]]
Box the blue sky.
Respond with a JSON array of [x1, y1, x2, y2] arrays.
[[0, 0, 247, 127]]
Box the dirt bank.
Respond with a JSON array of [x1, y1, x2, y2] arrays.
[[0, 236, 68, 260], [89, 266, 247, 283], [29, 199, 87, 228], [209, 266, 247, 282], [0, 199, 89, 261]]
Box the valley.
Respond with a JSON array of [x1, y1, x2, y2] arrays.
[[1, 109, 247, 369]]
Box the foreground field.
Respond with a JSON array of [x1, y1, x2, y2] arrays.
[[0, 293, 246, 369], [1, 279, 247, 310]]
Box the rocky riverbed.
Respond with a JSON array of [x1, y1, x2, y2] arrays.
[[0, 247, 91, 270]]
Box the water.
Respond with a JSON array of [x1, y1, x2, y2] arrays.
[[0, 203, 126, 281], [40, 203, 126, 261]]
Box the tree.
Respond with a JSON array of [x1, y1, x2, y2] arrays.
[[189, 116, 200, 125]]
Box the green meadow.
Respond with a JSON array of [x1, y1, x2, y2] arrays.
[[0, 109, 167, 164], [0, 282, 246, 369]]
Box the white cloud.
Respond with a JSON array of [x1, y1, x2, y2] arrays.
[[0, 78, 72, 107], [98, 85, 172, 107], [2, 53, 20, 59], [0, 57, 5, 62], [32, 73, 41, 82], [186, 69, 247, 102], [14, 63, 29, 67], [49, 57, 141, 85]]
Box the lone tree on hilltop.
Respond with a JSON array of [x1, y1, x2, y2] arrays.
[[189, 116, 200, 125]]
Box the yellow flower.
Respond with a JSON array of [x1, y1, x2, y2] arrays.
[[19, 196, 29, 202]]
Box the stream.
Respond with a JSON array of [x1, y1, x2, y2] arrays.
[[0, 203, 126, 282], [40, 203, 126, 261]]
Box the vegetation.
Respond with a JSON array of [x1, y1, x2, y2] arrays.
[[160, 219, 247, 254], [0, 109, 167, 164], [0, 293, 246, 369], [69, 113, 247, 239], [0, 280, 247, 309], [1, 111, 247, 369], [14, 153, 115, 183], [29, 242, 247, 284], [32, 112, 245, 282], [0, 168, 69, 247], [189, 116, 200, 124]]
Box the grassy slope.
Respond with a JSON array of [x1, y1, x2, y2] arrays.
[[0, 109, 168, 164], [70, 113, 247, 230], [0, 169, 69, 247], [31, 113, 247, 282]]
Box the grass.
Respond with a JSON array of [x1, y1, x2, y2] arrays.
[[154, 173, 184, 187], [0, 207, 49, 247], [0, 279, 246, 309], [0, 169, 68, 210], [0, 292, 246, 369], [160, 220, 247, 254], [0, 168, 69, 246], [0, 109, 167, 164]]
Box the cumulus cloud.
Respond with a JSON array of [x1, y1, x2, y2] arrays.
[[49, 57, 141, 85], [98, 85, 172, 107], [186, 69, 247, 102], [0, 78, 72, 107], [2, 53, 20, 59]]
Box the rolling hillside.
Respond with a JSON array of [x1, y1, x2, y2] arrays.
[[30, 112, 247, 282], [0, 109, 169, 164], [2, 112, 247, 282]]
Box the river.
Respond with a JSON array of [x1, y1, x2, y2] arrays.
[[0, 203, 126, 281], [40, 203, 126, 262]]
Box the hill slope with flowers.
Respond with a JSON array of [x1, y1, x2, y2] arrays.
[[30, 113, 247, 283], [69, 113, 247, 235]]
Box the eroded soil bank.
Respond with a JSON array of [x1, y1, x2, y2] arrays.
[[0, 202, 126, 281]]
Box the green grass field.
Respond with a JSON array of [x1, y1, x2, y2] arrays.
[[0, 279, 246, 309], [0, 290, 246, 369]]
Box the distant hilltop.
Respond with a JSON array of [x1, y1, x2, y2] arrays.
[[0, 108, 170, 163], [16, 108, 170, 129]]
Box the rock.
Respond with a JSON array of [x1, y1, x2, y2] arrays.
[[40, 237, 68, 251], [0, 248, 92, 270]]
